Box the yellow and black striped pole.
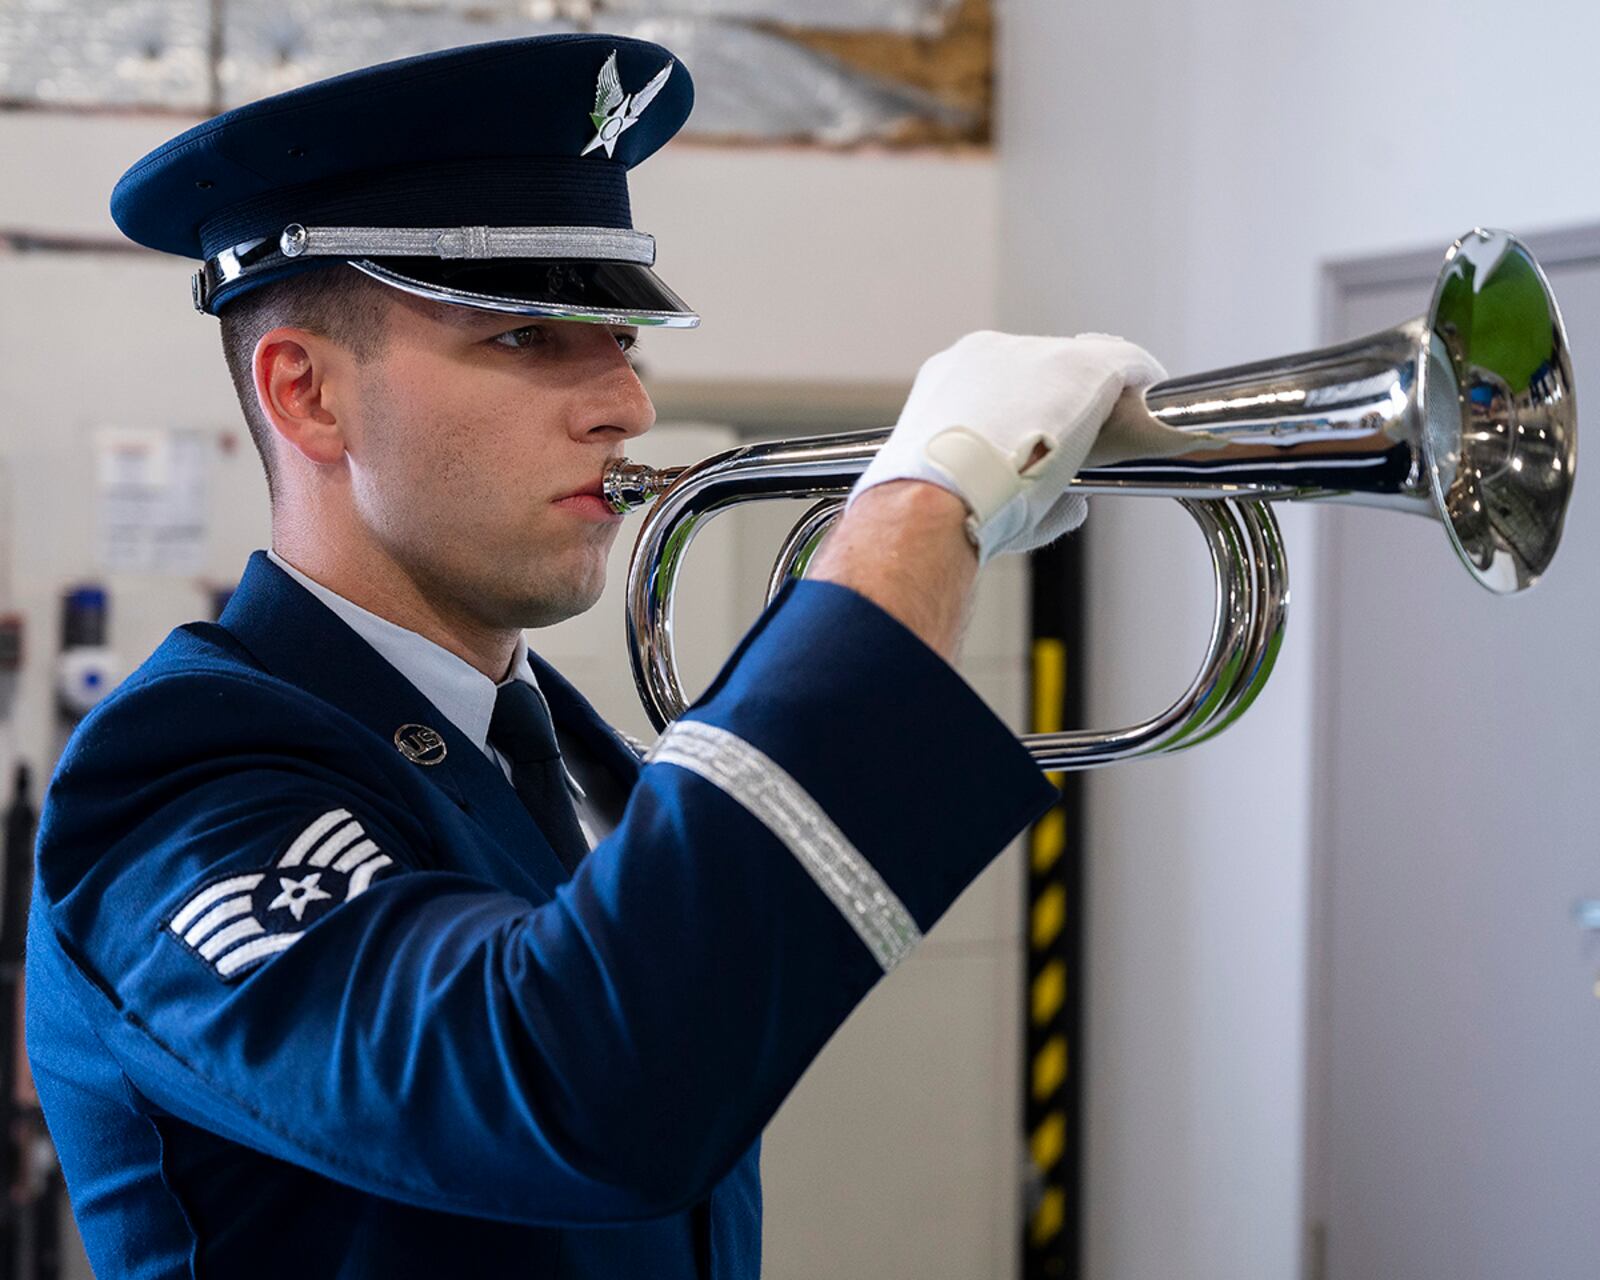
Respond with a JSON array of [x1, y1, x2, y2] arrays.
[[1022, 536, 1086, 1279]]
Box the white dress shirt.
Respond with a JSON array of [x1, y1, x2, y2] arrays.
[[267, 550, 617, 849]]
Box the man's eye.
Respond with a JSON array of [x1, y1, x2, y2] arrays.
[[617, 333, 641, 357], [492, 325, 547, 350]]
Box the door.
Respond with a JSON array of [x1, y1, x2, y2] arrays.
[[1308, 228, 1600, 1279]]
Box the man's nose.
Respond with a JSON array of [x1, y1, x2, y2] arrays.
[[579, 339, 656, 442], [609, 363, 656, 440]]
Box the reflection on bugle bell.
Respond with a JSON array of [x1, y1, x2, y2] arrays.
[[603, 229, 1577, 770]]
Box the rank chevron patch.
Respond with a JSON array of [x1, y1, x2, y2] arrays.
[[165, 808, 394, 980]]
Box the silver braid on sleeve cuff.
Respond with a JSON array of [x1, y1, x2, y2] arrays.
[[646, 721, 922, 972]]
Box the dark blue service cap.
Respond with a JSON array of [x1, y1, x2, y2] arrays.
[[110, 33, 698, 325]]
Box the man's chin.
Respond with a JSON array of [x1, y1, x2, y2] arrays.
[[512, 574, 608, 631]]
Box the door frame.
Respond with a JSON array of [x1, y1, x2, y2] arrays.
[[1302, 219, 1600, 1280]]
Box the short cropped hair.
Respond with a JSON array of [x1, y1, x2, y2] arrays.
[[218, 265, 391, 502]]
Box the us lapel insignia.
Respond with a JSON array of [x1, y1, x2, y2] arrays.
[[394, 723, 448, 766], [582, 50, 674, 158]]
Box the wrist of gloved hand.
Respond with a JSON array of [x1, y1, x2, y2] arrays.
[[850, 426, 1030, 559], [849, 432, 1078, 564], [849, 330, 1169, 565]]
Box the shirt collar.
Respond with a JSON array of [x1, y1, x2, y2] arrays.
[[266, 549, 545, 762]]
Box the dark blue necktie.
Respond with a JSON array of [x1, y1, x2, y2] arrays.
[[488, 681, 589, 874]]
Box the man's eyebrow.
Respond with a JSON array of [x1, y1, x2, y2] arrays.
[[422, 304, 637, 338], [428, 302, 511, 330]]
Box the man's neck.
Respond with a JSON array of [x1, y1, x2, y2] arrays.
[[270, 535, 519, 683]]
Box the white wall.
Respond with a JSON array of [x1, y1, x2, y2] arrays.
[[0, 111, 997, 386], [997, 1, 1600, 1277], [632, 145, 998, 387]]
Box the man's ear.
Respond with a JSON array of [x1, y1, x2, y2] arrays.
[[253, 327, 348, 466]]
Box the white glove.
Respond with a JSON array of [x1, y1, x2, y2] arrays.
[[850, 330, 1169, 563]]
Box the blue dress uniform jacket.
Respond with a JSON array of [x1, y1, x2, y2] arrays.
[[26, 551, 1056, 1278]]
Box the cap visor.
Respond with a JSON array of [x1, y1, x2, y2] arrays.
[[351, 257, 698, 327]]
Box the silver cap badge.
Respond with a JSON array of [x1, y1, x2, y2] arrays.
[[582, 51, 674, 159]]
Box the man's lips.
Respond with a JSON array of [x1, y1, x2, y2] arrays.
[[553, 464, 621, 502], [551, 475, 621, 521]]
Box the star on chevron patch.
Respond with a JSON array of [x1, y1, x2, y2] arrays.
[[164, 808, 394, 980], [582, 50, 675, 158]]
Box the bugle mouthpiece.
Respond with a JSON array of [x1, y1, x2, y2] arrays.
[[602, 460, 684, 514]]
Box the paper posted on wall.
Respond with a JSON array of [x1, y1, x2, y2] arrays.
[[95, 428, 208, 574]]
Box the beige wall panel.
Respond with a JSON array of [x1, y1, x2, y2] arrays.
[[762, 943, 1022, 1280]]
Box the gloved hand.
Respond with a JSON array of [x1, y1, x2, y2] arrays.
[[850, 330, 1169, 563]]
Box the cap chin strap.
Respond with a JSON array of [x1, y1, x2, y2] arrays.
[[191, 223, 656, 314], [276, 223, 655, 263]]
